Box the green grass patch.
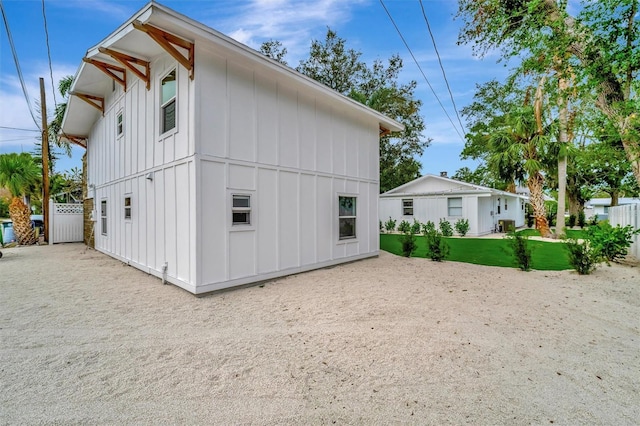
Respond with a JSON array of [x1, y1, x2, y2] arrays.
[[380, 234, 572, 271], [516, 228, 587, 239]]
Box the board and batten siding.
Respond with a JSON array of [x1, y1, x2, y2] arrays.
[[87, 55, 198, 291], [194, 48, 380, 292]]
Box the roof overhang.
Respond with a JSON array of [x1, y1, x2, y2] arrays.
[[61, 1, 403, 140]]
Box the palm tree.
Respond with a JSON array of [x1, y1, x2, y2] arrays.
[[0, 153, 40, 245], [488, 106, 553, 237]]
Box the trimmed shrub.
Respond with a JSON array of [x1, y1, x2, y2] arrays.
[[410, 218, 422, 235], [384, 217, 397, 233], [439, 218, 454, 237], [398, 220, 411, 233], [507, 231, 532, 271], [454, 218, 470, 236], [565, 238, 601, 275], [425, 230, 449, 262], [587, 222, 640, 263], [577, 210, 586, 228], [421, 220, 436, 235], [400, 231, 417, 257], [568, 214, 576, 228]]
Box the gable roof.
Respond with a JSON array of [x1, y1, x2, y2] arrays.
[[381, 174, 528, 199], [61, 1, 403, 139]]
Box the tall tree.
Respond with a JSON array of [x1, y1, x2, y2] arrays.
[[48, 75, 74, 157], [259, 40, 288, 66], [457, 0, 640, 186], [0, 153, 40, 245]]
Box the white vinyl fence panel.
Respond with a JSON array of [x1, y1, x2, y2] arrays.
[[49, 201, 84, 244], [608, 204, 640, 259]]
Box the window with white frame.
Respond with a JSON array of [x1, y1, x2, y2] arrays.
[[402, 199, 413, 216], [505, 198, 508, 211], [447, 197, 462, 216], [101, 199, 108, 235], [116, 111, 123, 137], [124, 196, 132, 220], [160, 69, 176, 134], [232, 195, 251, 225], [497, 198, 501, 214], [338, 196, 356, 240]]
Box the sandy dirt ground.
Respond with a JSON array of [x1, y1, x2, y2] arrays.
[[1, 243, 639, 425]]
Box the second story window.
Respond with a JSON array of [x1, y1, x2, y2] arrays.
[[117, 111, 123, 136], [161, 69, 176, 134]]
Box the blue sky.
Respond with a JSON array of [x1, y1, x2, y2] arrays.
[[0, 0, 509, 176]]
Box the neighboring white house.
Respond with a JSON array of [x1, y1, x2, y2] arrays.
[[380, 174, 527, 236], [61, 2, 402, 294], [585, 197, 640, 221]]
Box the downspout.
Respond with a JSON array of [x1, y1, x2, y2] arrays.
[[162, 262, 168, 285]]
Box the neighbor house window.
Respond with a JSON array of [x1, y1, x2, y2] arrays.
[[124, 196, 131, 220], [448, 197, 462, 216], [117, 111, 123, 136], [402, 199, 413, 216], [338, 196, 356, 240], [101, 199, 107, 236], [232, 195, 251, 225], [505, 199, 508, 211], [161, 69, 176, 134]]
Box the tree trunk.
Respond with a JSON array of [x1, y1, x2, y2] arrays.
[[8, 197, 36, 245], [555, 76, 569, 237], [528, 172, 551, 238], [568, 193, 582, 217], [611, 191, 619, 207]]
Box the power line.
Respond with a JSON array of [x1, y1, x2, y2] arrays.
[[378, 0, 464, 143], [42, 0, 58, 109], [0, 125, 40, 132], [0, 0, 41, 131], [419, 0, 466, 136]]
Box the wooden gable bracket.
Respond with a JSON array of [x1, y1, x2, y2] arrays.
[[379, 126, 391, 137], [60, 134, 87, 149], [71, 92, 105, 115], [98, 47, 151, 90], [133, 20, 194, 80], [83, 57, 127, 91]]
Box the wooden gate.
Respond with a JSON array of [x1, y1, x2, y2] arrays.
[[49, 201, 84, 243]]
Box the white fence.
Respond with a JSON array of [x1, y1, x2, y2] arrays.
[[608, 204, 640, 259], [49, 201, 84, 244]]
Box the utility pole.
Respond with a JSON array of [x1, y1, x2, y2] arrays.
[[40, 77, 50, 243]]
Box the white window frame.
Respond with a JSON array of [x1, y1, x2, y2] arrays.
[[402, 199, 413, 216], [160, 68, 177, 135], [124, 195, 132, 220], [447, 197, 462, 217], [116, 110, 124, 137], [338, 195, 357, 241], [504, 198, 508, 211], [101, 199, 108, 236], [231, 194, 251, 226]]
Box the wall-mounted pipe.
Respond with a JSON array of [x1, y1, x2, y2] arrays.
[[162, 262, 168, 284]]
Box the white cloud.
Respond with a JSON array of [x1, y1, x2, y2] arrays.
[[203, 0, 367, 60]]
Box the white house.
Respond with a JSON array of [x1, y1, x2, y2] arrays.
[[380, 174, 527, 236], [61, 2, 402, 294], [585, 197, 640, 221]]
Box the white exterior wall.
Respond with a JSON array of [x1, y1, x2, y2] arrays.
[[193, 47, 379, 293], [87, 54, 198, 292]]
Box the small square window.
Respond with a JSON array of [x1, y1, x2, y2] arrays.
[[124, 196, 131, 220], [402, 199, 413, 216], [338, 196, 356, 240], [232, 195, 251, 225], [448, 197, 462, 216]]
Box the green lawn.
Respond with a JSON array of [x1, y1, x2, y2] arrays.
[[516, 228, 587, 239], [380, 233, 572, 270]]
